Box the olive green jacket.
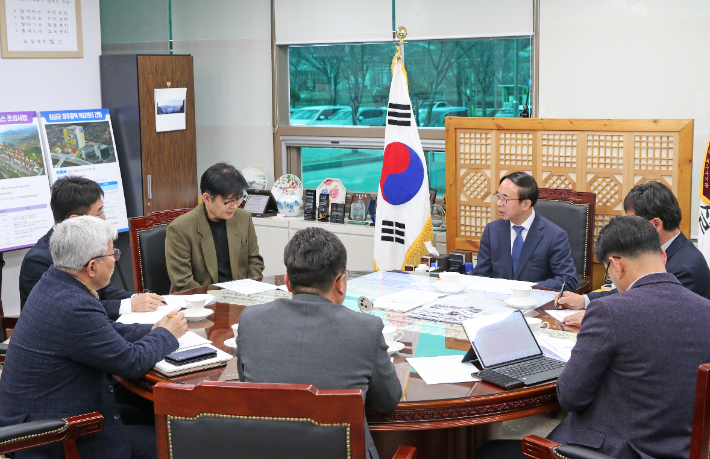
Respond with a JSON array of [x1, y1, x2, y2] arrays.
[[165, 203, 264, 293]]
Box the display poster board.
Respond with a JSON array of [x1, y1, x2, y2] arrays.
[[0, 0, 83, 58], [0, 111, 54, 251], [38, 109, 129, 232]]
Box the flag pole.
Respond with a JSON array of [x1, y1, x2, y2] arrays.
[[395, 26, 407, 66]]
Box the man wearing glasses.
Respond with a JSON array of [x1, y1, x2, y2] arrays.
[[165, 162, 264, 293], [19, 176, 165, 320], [555, 180, 710, 327], [472, 171, 577, 290], [237, 227, 401, 459]]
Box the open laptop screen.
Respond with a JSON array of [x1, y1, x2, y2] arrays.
[[462, 310, 541, 367]]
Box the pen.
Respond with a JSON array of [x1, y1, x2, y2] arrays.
[[167, 307, 186, 318], [144, 289, 168, 305], [555, 280, 567, 310]]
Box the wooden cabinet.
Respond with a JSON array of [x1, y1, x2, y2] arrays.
[[99, 54, 198, 217]]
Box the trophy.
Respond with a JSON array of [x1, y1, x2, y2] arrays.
[[431, 204, 446, 231], [348, 193, 370, 225]]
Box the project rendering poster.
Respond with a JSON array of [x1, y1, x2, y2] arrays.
[[38, 109, 129, 233], [0, 111, 54, 251]]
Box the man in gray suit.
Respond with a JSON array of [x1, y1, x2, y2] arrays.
[[475, 216, 710, 459], [237, 227, 401, 459]]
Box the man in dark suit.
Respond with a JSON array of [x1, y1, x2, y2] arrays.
[[165, 162, 264, 293], [475, 216, 710, 459], [237, 227, 401, 459], [19, 176, 165, 320], [0, 216, 187, 459], [556, 180, 710, 327], [472, 172, 577, 290]]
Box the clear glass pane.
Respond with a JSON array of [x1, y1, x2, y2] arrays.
[[100, 0, 171, 54], [301, 147, 443, 195], [289, 37, 532, 126]]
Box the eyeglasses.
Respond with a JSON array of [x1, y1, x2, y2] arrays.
[[84, 248, 121, 267], [340, 270, 351, 282], [493, 192, 522, 205], [603, 256, 621, 284], [212, 194, 247, 207]]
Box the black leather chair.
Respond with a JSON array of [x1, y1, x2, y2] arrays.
[[0, 412, 103, 458], [153, 381, 416, 459], [534, 189, 596, 294], [129, 208, 191, 295]]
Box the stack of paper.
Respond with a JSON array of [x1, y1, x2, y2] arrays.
[[406, 355, 480, 385], [153, 331, 232, 377], [536, 334, 575, 362], [545, 309, 579, 323], [373, 289, 445, 313], [457, 276, 535, 295], [116, 294, 216, 325], [215, 279, 279, 295]]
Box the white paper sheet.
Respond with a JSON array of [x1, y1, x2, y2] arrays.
[[406, 355, 480, 385], [458, 276, 535, 295], [373, 289, 445, 313], [176, 332, 212, 351], [545, 309, 580, 322], [116, 294, 216, 325], [536, 334, 575, 362], [215, 279, 279, 295]]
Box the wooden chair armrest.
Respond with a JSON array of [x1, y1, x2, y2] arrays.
[[522, 435, 561, 459], [2, 315, 18, 329], [555, 445, 616, 459], [0, 412, 103, 456], [575, 278, 592, 294], [391, 445, 416, 459]]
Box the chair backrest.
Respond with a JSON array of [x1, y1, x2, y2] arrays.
[[690, 363, 710, 459], [534, 189, 596, 291], [129, 208, 191, 294], [153, 381, 366, 459]]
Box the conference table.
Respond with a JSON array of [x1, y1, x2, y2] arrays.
[[117, 274, 577, 459]]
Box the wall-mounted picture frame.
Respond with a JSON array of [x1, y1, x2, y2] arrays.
[[0, 0, 83, 58]]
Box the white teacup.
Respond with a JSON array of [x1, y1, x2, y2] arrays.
[[525, 317, 549, 336], [511, 286, 532, 298], [185, 298, 206, 310], [231, 323, 239, 339], [439, 272, 460, 284], [382, 326, 404, 342]]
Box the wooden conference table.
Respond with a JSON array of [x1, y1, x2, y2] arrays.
[[117, 275, 575, 459]]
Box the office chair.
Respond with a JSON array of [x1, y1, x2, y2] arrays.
[[522, 363, 710, 459], [129, 208, 191, 295], [154, 381, 416, 459], [0, 412, 103, 458], [534, 189, 596, 294]]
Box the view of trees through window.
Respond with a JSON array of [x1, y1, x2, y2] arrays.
[[289, 37, 532, 127]]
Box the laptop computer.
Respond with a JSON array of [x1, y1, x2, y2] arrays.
[[461, 310, 566, 387]]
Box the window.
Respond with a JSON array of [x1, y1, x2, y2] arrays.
[[301, 147, 446, 197], [289, 37, 532, 127]]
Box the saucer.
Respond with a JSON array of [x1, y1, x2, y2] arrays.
[[434, 282, 466, 293], [386, 341, 405, 355], [223, 338, 237, 349], [182, 308, 213, 321], [504, 297, 539, 309]]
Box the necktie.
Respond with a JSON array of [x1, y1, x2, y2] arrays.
[[512, 225, 524, 274]]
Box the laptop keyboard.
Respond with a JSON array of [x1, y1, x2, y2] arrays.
[[494, 356, 565, 379]]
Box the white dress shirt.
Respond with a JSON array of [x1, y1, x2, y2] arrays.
[[510, 209, 536, 254]]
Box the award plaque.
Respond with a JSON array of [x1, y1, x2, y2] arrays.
[[330, 203, 345, 224], [242, 189, 278, 217], [348, 193, 370, 225], [303, 189, 317, 221], [317, 190, 330, 222]]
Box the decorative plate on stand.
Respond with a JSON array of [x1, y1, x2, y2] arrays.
[[243, 165, 268, 191], [271, 174, 303, 203], [316, 178, 347, 205]]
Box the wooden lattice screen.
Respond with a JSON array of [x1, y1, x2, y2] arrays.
[[445, 118, 694, 254]]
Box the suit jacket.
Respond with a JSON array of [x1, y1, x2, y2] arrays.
[[588, 232, 710, 301], [472, 213, 578, 290], [0, 267, 178, 459], [19, 228, 133, 320], [165, 203, 264, 293], [548, 273, 710, 459], [237, 294, 402, 459]]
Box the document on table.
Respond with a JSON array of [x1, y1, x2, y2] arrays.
[[406, 355, 480, 385], [215, 279, 279, 295], [176, 331, 212, 351], [546, 309, 580, 322], [373, 289, 445, 313], [116, 305, 174, 325], [457, 276, 535, 295], [536, 334, 575, 362]]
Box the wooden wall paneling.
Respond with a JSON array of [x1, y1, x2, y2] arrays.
[[444, 118, 693, 257], [137, 55, 198, 213]]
